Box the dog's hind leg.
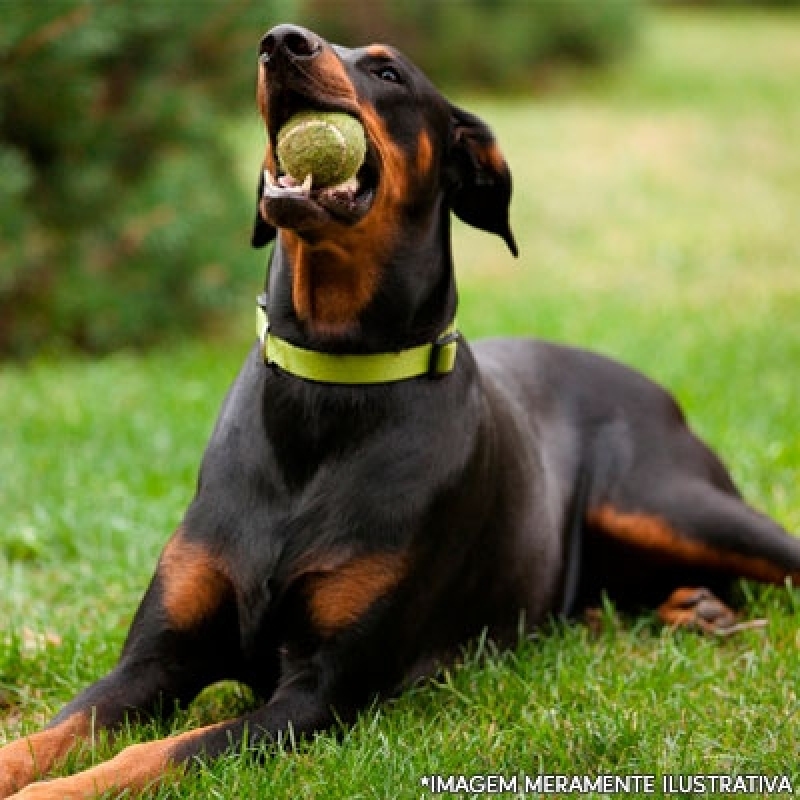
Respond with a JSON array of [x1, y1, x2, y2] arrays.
[[585, 479, 800, 630]]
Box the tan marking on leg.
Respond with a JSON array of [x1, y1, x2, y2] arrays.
[[6, 722, 229, 799], [159, 528, 231, 631], [0, 713, 88, 796], [306, 552, 408, 635], [588, 504, 792, 584]]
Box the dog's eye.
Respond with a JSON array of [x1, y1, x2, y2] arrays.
[[375, 66, 402, 84]]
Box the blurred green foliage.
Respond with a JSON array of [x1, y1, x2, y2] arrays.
[[0, 0, 641, 358], [666, 0, 799, 5], [304, 0, 643, 88], [0, 1, 294, 357]]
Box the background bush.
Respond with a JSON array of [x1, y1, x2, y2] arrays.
[[664, 0, 799, 6], [303, 0, 643, 88], [0, 1, 293, 357], [0, 0, 641, 359]]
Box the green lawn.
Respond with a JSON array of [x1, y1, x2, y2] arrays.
[[2, 9, 800, 798]]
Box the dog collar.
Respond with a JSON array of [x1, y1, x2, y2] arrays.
[[256, 296, 459, 384]]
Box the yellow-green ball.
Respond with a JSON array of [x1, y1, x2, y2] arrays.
[[276, 111, 366, 188]]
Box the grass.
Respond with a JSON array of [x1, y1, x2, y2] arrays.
[[2, 8, 800, 798]]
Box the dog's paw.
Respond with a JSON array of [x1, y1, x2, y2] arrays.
[[6, 782, 67, 800], [0, 739, 37, 798]]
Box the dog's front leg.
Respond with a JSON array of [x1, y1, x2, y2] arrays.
[[0, 660, 177, 798], [5, 672, 339, 800], [0, 713, 89, 799], [0, 526, 250, 797]]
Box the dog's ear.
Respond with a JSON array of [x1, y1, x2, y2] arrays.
[[251, 170, 276, 248], [444, 104, 518, 257]]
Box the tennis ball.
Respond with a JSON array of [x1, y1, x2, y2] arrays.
[[276, 111, 366, 188]]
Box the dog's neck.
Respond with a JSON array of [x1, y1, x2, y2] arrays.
[[264, 206, 457, 353]]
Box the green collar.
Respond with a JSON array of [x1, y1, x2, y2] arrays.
[[256, 298, 459, 385]]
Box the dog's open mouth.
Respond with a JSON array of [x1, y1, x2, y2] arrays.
[[260, 107, 379, 232]]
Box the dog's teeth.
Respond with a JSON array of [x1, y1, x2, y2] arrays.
[[263, 169, 279, 192], [332, 176, 359, 193], [262, 169, 312, 199]]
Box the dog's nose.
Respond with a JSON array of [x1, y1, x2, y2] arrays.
[[260, 24, 322, 67]]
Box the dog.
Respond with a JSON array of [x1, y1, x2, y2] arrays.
[[1, 24, 798, 799]]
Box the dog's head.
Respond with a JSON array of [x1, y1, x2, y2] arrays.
[[253, 24, 516, 253], [252, 25, 516, 335]]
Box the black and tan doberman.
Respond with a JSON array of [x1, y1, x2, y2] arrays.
[[1, 24, 797, 799]]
